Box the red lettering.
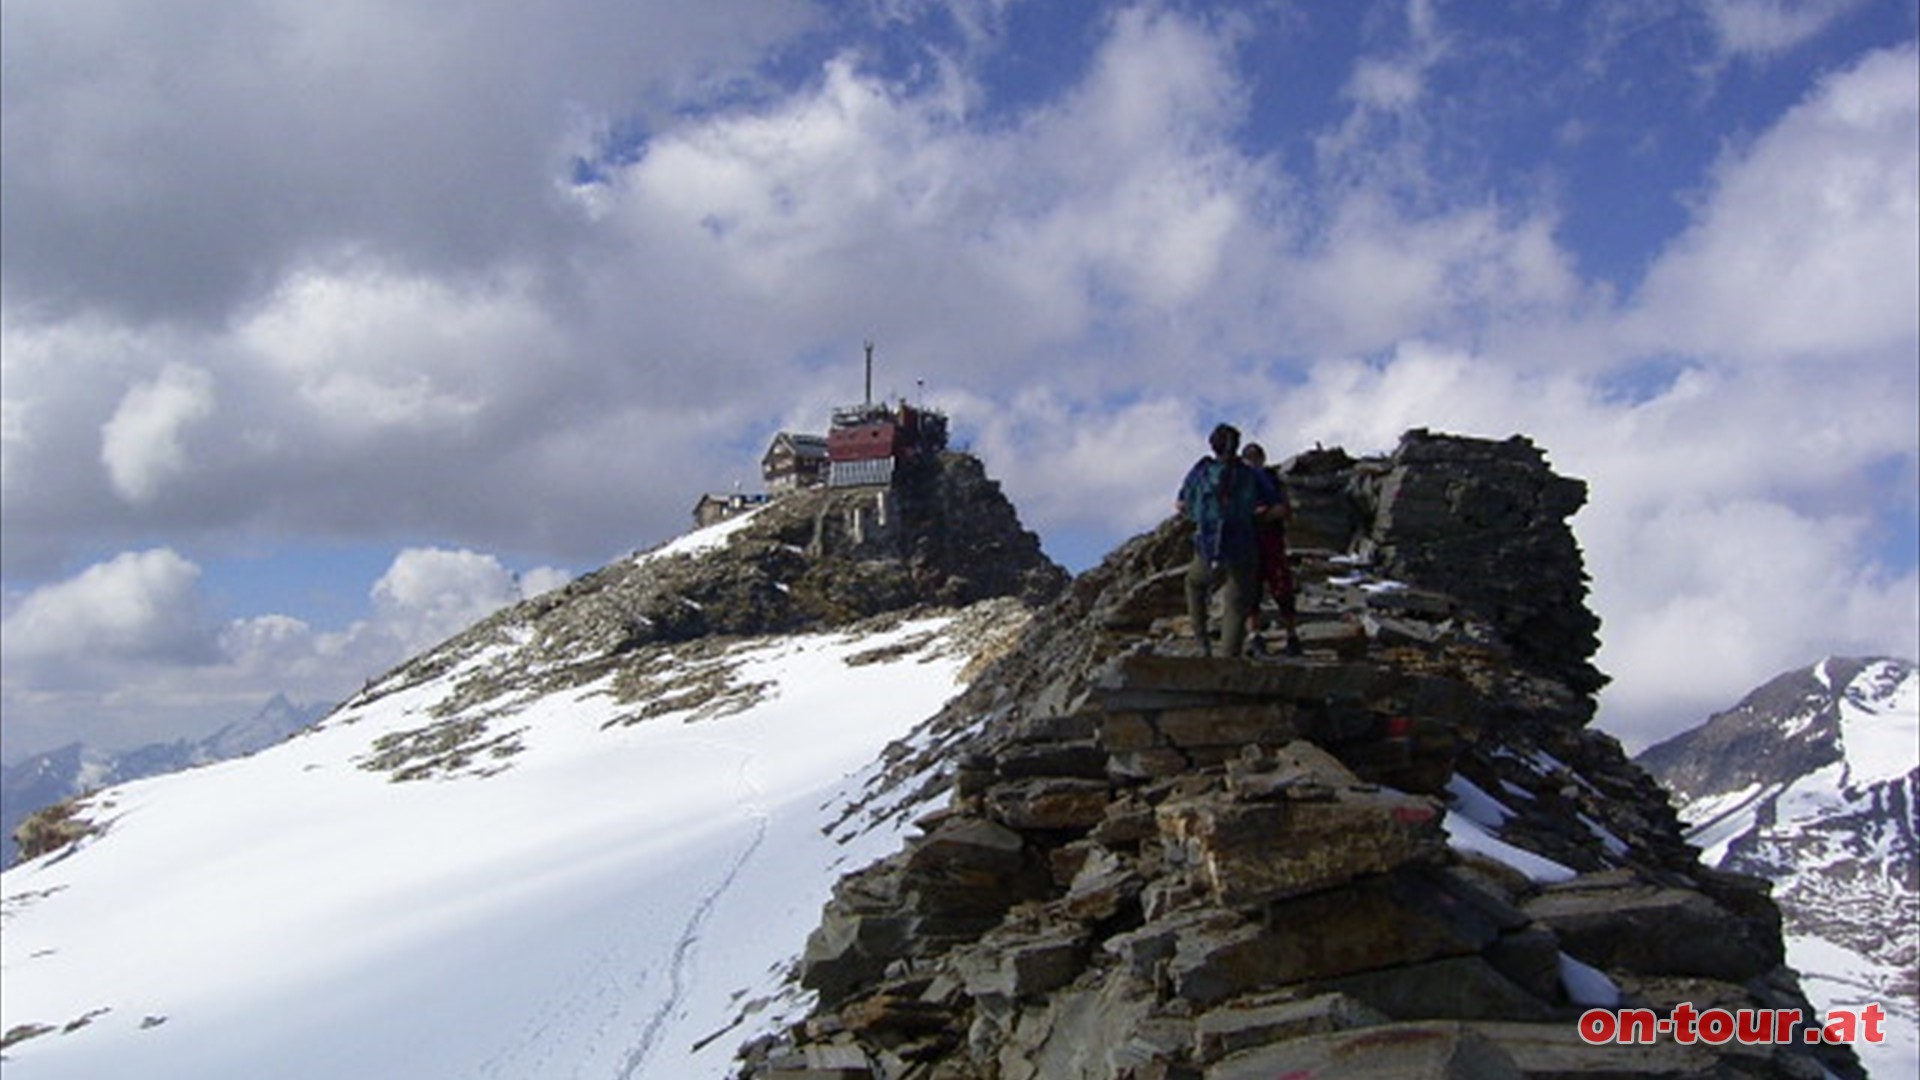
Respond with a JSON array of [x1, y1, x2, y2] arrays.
[[1697, 1008, 1734, 1044], [1824, 1010, 1856, 1044], [1619, 1009, 1659, 1044], [1670, 1002, 1698, 1044], [1861, 1003, 1887, 1043], [1573, 1001, 1892, 1048]]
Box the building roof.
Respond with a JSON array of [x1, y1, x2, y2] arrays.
[[765, 431, 830, 462]]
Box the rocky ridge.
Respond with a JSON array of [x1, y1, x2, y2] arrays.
[[11, 451, 1066, 859], [748, 431, 1858, 1080], [308, 451, 1068, 784]]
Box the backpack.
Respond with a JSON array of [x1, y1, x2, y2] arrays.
[[1182, 457, 1258, 563]]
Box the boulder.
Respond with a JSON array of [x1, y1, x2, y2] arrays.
[[1522, 873, 1779, 981], [953, 925, 1089, 1001], [1469, 1020, 1745, 1079], [984, 777, 1113, 831], [1191, 992, 1388, 1062], [1207, 1022, 1524, 1080], [1156, 784, 1445, 908], [1317, 954, 1556, 1022]]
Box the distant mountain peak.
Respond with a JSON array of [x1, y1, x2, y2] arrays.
[[1638, 656, 1919, 1080], [3, 694, 329, 864], [1637, 657, 1917, 808]]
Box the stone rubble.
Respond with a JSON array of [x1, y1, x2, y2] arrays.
[[742, 431, 1859, 1080]]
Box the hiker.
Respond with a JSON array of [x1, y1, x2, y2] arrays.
[[1176, 423, 1262, 657], [1242, 442, 1302, 656]]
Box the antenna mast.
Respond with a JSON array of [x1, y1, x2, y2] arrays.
[[863, 341, 874, 406]]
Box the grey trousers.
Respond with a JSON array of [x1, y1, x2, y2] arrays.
[[1185, 554, 1255, 657]]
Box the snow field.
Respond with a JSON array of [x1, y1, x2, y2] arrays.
[[1, 611, 986, 1080]]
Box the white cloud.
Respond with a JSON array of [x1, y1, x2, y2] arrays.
[[1589, 496, 1918, 746], [1628, 44, 1919, 363], [99, 363, 217, 502], [519, 566, 574, 598], [0, 0, 819, 323], [370, 547, 531, 655], [1, 2, 1913, 761], [1700, 0, 1874, 60], [1342, 0, 1446, 111], [1, 549, 216, 672], [2, 546, 572, 756], [0, 390, 26, 496], [964, 389, 1202, 535], [233, 265, 546, 438]]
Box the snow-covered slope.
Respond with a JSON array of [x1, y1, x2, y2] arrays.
[[2, 694, 328, 863], [3, 450, 1066, 1079], [1638, 656, 1920, 1080], [0, 506, 1036, 1078]]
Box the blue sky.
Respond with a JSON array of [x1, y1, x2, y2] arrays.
[[3, 0, 1916, 759]]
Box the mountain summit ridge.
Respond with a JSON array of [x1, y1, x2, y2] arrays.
[[1638, 656, 1919, 1080], [753, 430, 1862, 1080], [0, 434, 1872, 1079]]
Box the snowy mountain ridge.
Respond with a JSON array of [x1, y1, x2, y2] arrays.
[[1, 693, 329, 865], [1, 451, 1064, 1078], [1637, 656, 1919, 1080], [2, 435, 1874, 1079], [1, 598, 1032, 1078]]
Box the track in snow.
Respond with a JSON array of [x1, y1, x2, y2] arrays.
[[616, 741, 770, 1079]]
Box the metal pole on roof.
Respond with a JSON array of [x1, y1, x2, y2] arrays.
[[863, 341, 874, 406]]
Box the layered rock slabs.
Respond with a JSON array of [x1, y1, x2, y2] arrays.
[[749, 432, 1855, 1080]]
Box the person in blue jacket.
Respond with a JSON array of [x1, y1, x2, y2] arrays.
[[1176, 423, 1262, 657]]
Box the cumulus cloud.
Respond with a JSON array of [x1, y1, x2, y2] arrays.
[[1628, 43, 1919, 363], [370, 548, 534, 655], [100, 363, 218, 502], [1, 2, 1913, 760], [1591, 496, 1917, 733], [1699, 0, 1876, 60], [0, 0, 818, 324], [2, 546, 570, 756], [1, 549, 218, 674]]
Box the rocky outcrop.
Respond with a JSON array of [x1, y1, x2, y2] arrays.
[[11, 800, 98, 863], [542, 451, 1062, 648], [338, 451, 1066, 782], [742, 431, 1856, 1080]]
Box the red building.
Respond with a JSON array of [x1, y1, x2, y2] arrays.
[[826, 401, 948, 488]]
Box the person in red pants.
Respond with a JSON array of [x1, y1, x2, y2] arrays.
[[1242, 442, 1301, 656]]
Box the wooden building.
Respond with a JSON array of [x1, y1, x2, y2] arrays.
[[761, 432, 830, 491], [691, 490, 769, 529]]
